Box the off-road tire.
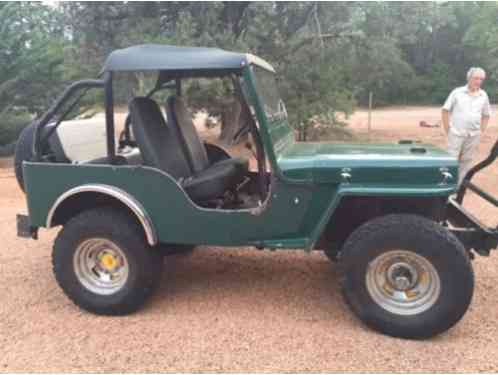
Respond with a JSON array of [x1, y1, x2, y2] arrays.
[[14, 123, 36, 192], [52, 207, 163, 315], [340, 214, 474, 339]]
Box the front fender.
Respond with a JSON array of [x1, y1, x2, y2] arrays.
[[307, 184, 455, 250]]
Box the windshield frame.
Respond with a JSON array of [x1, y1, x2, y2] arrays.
[[250, 65, 289, 123], [241, 64, 297, 181]]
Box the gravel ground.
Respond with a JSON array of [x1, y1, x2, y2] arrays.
[[1, 106, 498, 372]]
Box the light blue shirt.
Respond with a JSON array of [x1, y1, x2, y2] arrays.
[[442, 85, 491, 136]]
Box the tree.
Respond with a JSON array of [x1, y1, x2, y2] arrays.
[[464, 2, 498, 101], [0, 2, 64, 145], [2, 1, 498, 149], [242, 2, 357, 140]]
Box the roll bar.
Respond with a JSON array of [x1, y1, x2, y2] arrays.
[[32, 76, 109, 161]]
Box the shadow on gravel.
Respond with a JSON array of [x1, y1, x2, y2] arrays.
[[145, 247, 352, 322]]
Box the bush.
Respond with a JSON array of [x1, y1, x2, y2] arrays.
[[0, 142, 16, 157], [0, 110, 32, 146]]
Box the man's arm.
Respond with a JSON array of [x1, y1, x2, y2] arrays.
[[442, 109, 450, 134], [481, 94, 491, 133], [442, 90, 455, 134], [481, 115, 490, 133]]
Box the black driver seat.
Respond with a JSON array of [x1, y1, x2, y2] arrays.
[[166, 96, 249, 178], [129, 97, 245, 202]]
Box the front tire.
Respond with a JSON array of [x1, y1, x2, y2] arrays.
[[52, 208, 163, 315], [340, 214, 474, 339]]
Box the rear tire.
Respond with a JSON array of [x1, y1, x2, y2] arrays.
[[14, 123, 36, 192], [340, 214, 474, 339], [52, 207, 163, 315]]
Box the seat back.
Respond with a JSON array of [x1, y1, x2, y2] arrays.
[[129, 97, 191, 179], [167, 96, 210, 174]]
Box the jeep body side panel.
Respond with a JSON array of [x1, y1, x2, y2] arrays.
[[24, 160, 456, 249], [23, 162, 332, 248]]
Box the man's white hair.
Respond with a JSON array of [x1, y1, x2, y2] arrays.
[[467, 67, 486, 81]]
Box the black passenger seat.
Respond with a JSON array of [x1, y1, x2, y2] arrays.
[[129, 97, 246, 203], [166, 96, 248, 178]]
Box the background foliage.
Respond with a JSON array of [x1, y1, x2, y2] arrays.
[[1, 1, 497, 146]]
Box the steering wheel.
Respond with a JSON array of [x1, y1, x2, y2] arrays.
[[118, 114, 136, 150], [232, 121, 252, 143]]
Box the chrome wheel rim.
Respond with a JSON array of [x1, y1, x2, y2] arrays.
[[73, 238, 129, 295], [366, 250, 441, 316]]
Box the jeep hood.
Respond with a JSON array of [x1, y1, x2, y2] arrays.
[[277, 142, 459, 187]]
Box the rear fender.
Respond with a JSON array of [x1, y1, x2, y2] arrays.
[[46, 184, 158, 246]]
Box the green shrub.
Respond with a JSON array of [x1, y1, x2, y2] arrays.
[[0, 109, 32, 146], [0, 142, 16, 157]]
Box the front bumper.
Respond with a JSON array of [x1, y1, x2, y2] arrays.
[[446, 197, 498, 256]]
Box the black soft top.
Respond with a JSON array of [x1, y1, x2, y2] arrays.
[[102, 44, 274, 75]]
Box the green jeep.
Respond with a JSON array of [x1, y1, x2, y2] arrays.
[[15, 44, 498, 339]]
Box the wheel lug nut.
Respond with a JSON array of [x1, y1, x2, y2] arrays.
[[394, 276, 410, 290]]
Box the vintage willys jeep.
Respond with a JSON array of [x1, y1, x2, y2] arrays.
[[15, 44, 497, 339]]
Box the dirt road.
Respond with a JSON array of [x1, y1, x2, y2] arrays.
[[1, 106, 497, 372]]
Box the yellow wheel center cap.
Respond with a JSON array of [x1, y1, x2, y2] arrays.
[[100, 253, 118, 271]]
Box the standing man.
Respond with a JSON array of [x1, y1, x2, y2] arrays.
[[442, 67, 491, 185]]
